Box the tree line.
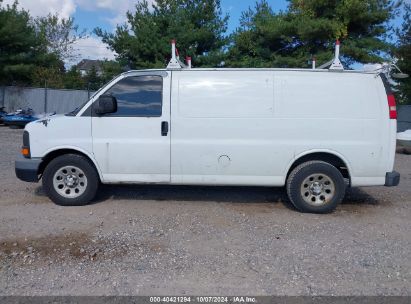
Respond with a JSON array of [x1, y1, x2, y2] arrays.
[[0, 0, 410, 103], [0, 0, 122, 90]]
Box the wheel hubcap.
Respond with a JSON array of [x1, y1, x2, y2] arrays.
[[300, 174, 335, 206], [53, 166, 88, 199], [64, 175, 78, 187], [310, 182, 323, 196]]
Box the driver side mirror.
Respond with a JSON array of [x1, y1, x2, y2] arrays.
[[95, 95, 117, 115]]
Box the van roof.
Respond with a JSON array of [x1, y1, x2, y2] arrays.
[[121, 68, 378, 76]]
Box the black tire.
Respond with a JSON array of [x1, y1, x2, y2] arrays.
[[42, 154, 99, 206], [286, 161, 346, 214]]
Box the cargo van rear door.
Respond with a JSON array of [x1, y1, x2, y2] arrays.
[[91, 72, 171, 183]]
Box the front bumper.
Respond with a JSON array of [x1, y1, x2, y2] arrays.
[[15, 155, 42, 183], [385, 171, 400, 187]]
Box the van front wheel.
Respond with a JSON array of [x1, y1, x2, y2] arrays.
[[286, 161, 346, 213], [42, 154, 99, 206]]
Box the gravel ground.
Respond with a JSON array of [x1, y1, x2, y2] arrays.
[[0, 126, 410, 296]]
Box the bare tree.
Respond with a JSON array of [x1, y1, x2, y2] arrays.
[[35, 14, 87, 63]]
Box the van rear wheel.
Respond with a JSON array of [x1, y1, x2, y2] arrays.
[[42, 154, 99, 206], [286, 161, 346, 213]]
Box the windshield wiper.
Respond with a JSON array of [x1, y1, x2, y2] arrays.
[[65, 108, 79, 116]]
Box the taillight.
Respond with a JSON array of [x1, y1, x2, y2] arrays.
[[387, 94, 397, 120]]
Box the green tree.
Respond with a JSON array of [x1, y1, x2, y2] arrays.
[[95, 0, 228, 68], [63, 66, 86, 90], [100, 60, 124, 83], [0, 1, 83, 86], [85, 66, 102, 91], [227, 0, 400, 68], [31, 66, 65, 89], [0, 1, 42, 84], [395, 3, 411, 104]]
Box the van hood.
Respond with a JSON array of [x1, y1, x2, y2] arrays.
[[23, 113, 92, 159], [25, 113, 85, 133]]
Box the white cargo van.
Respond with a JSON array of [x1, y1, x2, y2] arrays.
[[15, 68, 400, 213]]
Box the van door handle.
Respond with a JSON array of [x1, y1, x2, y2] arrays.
[[161, 121, 169, 136]]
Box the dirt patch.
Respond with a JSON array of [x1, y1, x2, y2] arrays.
[[140, 240, 167, 254], [0, 232, 127, 266], [0, 231, 171, 269]]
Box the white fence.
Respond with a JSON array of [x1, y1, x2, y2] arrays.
[[0, 86, 95, 114]]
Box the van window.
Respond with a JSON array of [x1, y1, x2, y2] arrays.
[[104, 75, 163, 117]]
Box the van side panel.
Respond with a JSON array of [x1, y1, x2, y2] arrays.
[[171, 71, 283, 185], [171, 70, 389, 187], [277, 72, 386, 187]]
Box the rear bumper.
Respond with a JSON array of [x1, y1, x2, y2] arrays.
[[385, 171, 400, 187], [15, 156, 42, 183]]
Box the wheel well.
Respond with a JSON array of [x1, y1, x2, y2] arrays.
[[287, 152, 350, 181], [38, 149, 98, 178]]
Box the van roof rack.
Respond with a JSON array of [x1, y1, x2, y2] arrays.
[[167, 40, 192, 69], [166, 39, 345, 71], [316, 40, 344, 71]]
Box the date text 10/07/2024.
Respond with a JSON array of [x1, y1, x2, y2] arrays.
[[149, 297, 257, 303]]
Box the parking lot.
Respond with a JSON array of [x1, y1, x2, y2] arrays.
[[0, 126, 410, 296]]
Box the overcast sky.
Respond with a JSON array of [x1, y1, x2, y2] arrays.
[[2, 0, 408, 66]]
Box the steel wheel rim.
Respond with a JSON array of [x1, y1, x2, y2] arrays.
[[52, 166, 88, 199], [300, 173, 335, 206]]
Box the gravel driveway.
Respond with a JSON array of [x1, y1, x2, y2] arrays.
[[0, 127, 410, 296]]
